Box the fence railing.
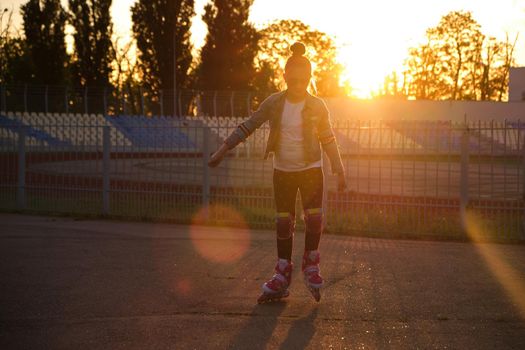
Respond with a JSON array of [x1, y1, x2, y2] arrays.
[[0, 113, 524, 241], [0, 85, 257, 117]]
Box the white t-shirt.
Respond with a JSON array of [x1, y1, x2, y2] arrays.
[[273, 99, 322, 171]]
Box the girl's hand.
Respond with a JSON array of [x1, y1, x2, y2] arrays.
[[336, 172, 347, 192], [208, 144, 229, 168], [208, 152, 223, 168]]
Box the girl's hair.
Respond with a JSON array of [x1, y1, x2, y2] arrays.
[[284, 42, 312, 75]]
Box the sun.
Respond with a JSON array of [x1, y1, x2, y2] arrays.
[[336, 39, 409, 99]]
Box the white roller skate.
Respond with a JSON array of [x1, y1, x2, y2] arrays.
[[257, 259, 293, 304], [302, 250, 323, 302]]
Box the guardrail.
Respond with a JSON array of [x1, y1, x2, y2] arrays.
[[0, 114, 523, 241]]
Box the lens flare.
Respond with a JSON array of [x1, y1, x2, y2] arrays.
[[190, 204, 250, 263], [464, 211, 525, 320], [175, 278, 192, 296]]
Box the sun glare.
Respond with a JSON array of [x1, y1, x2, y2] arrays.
[[464, 212, 525, 320], [107, 0, 524, 99], [337, 34, 415, 98], [4, 0, 524, 98]]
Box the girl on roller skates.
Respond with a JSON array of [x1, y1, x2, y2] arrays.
[[208, 42, 347, 303]]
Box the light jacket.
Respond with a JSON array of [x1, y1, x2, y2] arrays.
[[224, 90, 345, 175]]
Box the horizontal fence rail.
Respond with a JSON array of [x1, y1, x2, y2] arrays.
[[0, 85, 256, 118], [0, 112, 524, 241]]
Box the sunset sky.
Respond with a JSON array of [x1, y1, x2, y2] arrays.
[[3, 0, 525, 98]]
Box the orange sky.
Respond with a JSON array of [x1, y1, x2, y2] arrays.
[[3, 0, 525, 98]]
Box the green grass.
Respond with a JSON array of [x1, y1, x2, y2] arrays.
[[1, 187, 523, 243], [341, 153, 524, 168]]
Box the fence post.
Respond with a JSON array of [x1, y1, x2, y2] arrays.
[[202, 127, 211, 220], [64, 86, 68, 114], [44, 85, 48, 114], [213, 91, 217, 117], [173, 87, 177, 118], [230, 91, 235, 117], [246, 92, 251, 115], [178, 90, 182, 117], [103, 87, 108, 115], [0, 85, 6, 112], [196, 93, 202, 116], [140, 86, 145, 115], [24, 84, 28, 113], [17, 127, 26, 210], [460, 123, 469, 230], [102, 126, 111, 215], [521, 120, 525, 239], [122, 91, 126, 115], [159, 90, 164, 116], [84, 87, 88, 114]]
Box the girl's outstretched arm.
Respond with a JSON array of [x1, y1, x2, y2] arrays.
[[223, 94, 275, 149], [208, 93, 277, 168]]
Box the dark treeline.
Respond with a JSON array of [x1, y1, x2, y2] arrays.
[[0, 2, 517, 112]]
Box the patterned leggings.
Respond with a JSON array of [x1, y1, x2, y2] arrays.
[[273, 167, 324, 260]]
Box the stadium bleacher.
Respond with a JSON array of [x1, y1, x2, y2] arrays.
[[0, 112, 521, 154], [1, 112, 132, 148], [1, 113, 70, 147], [106, 115, 196, 149], [0, 113, 201, 150]]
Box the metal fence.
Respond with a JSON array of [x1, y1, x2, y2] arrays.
[[0, 113, 524, 241], [0, 85, 256, 117]]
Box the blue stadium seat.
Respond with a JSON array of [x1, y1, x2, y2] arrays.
[[106, 116, 196, 148], [0, 115, 71, 147]]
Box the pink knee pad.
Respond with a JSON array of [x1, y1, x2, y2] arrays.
[[275, 212, 295, 240], [304, 208, 323, 235]]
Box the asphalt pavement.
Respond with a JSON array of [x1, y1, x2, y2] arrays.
[[0, 213, 524, 349]]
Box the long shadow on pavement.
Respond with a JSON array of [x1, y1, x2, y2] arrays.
[[279, 308, 319, 350], [228, 302, 287, 350]]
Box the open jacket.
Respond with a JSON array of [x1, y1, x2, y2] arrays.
[[224, 91, 345, 175]]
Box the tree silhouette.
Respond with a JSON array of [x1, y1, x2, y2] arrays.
[[21, 0, 69, 86], [0, 8, 32, 85], [131, 0, 195, 115], [198, 0, 259, 91], [68, 0, 114, 87]]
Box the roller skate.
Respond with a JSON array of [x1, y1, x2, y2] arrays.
[[302, 250, 323, 302], [257, 259, 293, 304]]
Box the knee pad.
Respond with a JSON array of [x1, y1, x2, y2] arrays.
[[304, 208, 323, 234], [275, 212, 295, 240]]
